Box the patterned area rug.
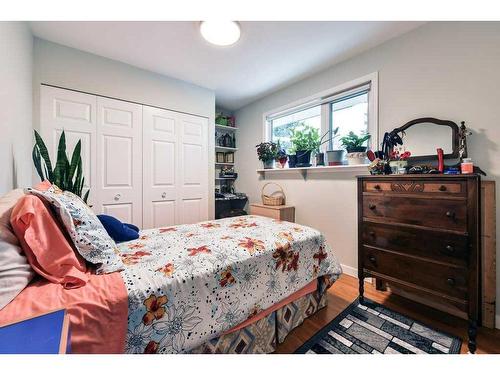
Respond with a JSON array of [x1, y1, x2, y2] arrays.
[[295, 298, 462, 354]]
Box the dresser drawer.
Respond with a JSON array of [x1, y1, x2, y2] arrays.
[[361, 223, 468, 266], [364, 180, 465, 196], [362, 247, 468, 300], [362, 195, 467, 232]]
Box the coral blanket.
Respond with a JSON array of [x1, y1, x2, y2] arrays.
[[0, 272, 128, 353]]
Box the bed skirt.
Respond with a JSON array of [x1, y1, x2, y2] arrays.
[[190, 288, 328, 354]]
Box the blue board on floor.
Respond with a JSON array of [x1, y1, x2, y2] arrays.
[[0, 309, 70, 354]]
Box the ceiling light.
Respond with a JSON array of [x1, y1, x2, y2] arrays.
[[200, 21, 240, 46]]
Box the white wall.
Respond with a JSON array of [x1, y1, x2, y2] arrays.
[[33, 38, 217, 218], [235, 22, 500, 324], [0, 22, 33, 194]]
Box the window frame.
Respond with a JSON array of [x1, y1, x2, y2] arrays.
[[263, 72, 378, 155]]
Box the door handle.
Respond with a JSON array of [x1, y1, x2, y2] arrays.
[[114, 193, 121, 201]]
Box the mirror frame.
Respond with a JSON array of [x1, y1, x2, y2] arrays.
[[391, 117, 460, 161]]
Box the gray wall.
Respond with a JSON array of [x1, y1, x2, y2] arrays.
[[235, 22, 500, 325], [0, 22, 33, 194], [33, 38, 217, 218]]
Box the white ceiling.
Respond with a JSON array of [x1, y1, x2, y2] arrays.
[[29, 21, 425, 110]]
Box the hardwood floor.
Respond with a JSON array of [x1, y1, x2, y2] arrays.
[[276, 274, 500, 354]]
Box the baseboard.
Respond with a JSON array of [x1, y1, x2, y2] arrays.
[[340, 263, 357, 278], [340, 263, 373, 283]]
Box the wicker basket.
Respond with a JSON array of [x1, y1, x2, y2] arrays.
[[261, 182, 286, 206]]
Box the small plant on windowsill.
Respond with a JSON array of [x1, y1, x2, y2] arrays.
[[339, 131, 371, 166], [256, 142, 279, 169], [289, 124, 321, 168], [276, 141, 288, 168]]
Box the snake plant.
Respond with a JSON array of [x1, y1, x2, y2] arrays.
[[32, 130, 90, 203]]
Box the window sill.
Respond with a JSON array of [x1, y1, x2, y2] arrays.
[[256, 164, 369, 180]]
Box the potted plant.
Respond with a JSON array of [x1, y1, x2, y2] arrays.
[[256, 142, 278, 169], [32, 130, 90, 202], [276, 142, 288, 168], [389, 148, 411, 174], [320, 126, 345, 166], [340, 131, 371, 165], [289, 124, 320, 167]]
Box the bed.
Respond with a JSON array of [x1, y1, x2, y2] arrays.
[[0, 191, 342, 354]]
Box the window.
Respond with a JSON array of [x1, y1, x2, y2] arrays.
[[330, 91, 368, 150], [265, 73, 377, 154], [270, 106, 321, 152]]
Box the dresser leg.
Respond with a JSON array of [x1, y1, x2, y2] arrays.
[[358, 275, 365, 305], [468, 319, 477, 354]]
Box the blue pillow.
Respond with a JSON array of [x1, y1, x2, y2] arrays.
[[97, 215, 139, 243], [124, 223, 140, 232]]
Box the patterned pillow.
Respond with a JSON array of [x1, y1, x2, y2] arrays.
[[27, 185, 124, 274]]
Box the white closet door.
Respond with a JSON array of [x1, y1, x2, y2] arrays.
[[40, 86, 97, 205], [142, 106, 178, 229], [143, 108, 208, 228], [177, 112, 208, 224], [95, 97, 143, 227]]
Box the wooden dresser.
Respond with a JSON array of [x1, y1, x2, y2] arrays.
[[357, 174, 481, 353]]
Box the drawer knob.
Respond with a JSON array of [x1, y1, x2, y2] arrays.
[[447, 278, 455, 286], [369, 231, 376, 237], [161, 192, 167, 198], [369, 204, 376, 210], [374, 184, 381, 190], [445, 211, 455, 218], [445, 245, 455, 253], [369, 255, 376, 263], [439, 185, 447, 191], [114, 193, 121, 201]]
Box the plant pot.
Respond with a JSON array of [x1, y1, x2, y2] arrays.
[[295, 150, 312, 167], [346, 146, 367, 153], [277, 156, 288, 168], [346, 152, 367, 165], [326, 150, 345, 166], [315, 152, 325, 166], [389, 160, 408, 174], [288, 154, 297, 168], [263, 160, 274, 169]]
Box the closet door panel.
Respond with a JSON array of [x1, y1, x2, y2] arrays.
[[103, 203, 133, 222], [40, 86, 96, 203], [143, 106, 178, 229], [178, 114, 208, 224], [152, 200, 176, 228], [96, 97, 142, 227]]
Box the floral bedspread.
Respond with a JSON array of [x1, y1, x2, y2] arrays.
[[118, 215, 342, 354]]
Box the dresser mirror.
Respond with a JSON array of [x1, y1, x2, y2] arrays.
[[390, 117, 460, 161]]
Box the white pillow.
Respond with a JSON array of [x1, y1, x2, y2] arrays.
[[27, 185, 124, 274], [0, 189, 34, 310]]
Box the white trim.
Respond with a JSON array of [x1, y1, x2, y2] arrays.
[[341, 263, 358, 278], [262, 72, 379, 150], [341, 263, 373, 284], [496, 314, 500, 329], [257, 164, 370, 174]]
